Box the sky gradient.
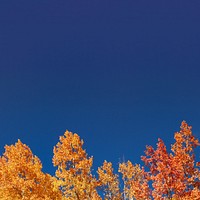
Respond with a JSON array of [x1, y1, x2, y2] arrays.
[[0, 0, 200, 175]]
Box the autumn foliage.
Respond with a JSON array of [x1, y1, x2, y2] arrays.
[[0, 121, 200, 199]]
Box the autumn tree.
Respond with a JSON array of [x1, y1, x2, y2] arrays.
[[1, 121, 200, 200], [171, 121, 200, 199], [119, 161, 151, 200], [52, 130, 101, 200], [141, 121, 200, 200], [97, 161, 121, 200], [0, 140, 62, 200]]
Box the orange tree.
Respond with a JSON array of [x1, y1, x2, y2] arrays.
[[0, 140, 62, 200], [0, 121, 200, 199], [140, 121, 200, 200], [52, 131, 101, 200]]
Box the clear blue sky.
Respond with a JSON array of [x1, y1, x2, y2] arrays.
[[0, 0, 200, 175]]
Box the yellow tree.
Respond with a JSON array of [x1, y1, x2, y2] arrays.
[[1, 121, 200, 200], [97, 161, 121, 200], [0, 140, 62, 200], [119, 161, 151, 200], [52, 130, 101, 200]]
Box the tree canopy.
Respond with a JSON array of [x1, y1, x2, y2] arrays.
[[0, 121, 200, 199]]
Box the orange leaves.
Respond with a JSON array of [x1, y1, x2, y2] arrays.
[[119, 161, 151, 200], [0, 140, 62, 199], [53, 130, 100, 200], [53, 131, 86, 168], [172, 121, 199, 154], [0, 121, 200, 199], [98, 161, 121, 200], [141, 121, 200, 200]]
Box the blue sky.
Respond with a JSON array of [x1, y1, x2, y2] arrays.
[[0, 0, 200, 175]]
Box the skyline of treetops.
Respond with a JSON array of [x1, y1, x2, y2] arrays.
[[0, 121, 200, 199]]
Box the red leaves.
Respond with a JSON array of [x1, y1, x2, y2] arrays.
[[141, 121, 200, 199], [0, 121, 200, 199]]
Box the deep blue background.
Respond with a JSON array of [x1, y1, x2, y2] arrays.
[[0, 0, 200, 175]]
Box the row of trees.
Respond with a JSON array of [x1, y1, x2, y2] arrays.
[[0, 121, 200, 199]]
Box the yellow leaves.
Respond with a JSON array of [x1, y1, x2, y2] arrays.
[[119, 161, 141, 180], [53, 130, 99, 199], [0, 140, 62, 200], [1, 121, 200, 200], [98, 161, 114, 184], [98, 161, 121, 200], [53, 131, 86, 168], [119, 161, 150, 200]]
